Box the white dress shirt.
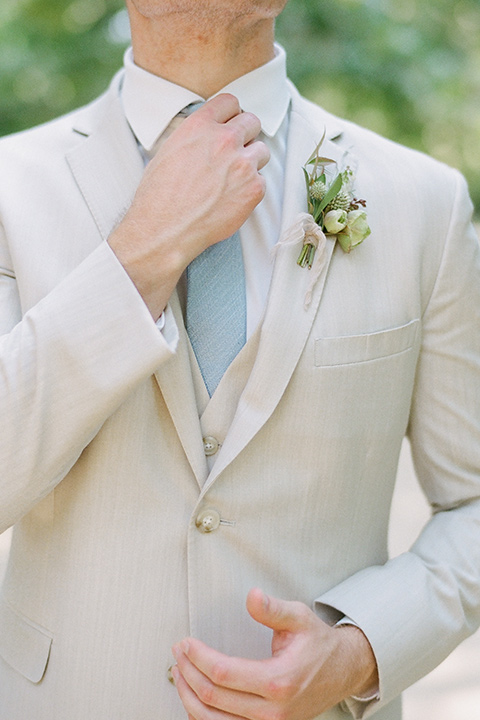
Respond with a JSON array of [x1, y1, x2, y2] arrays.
[[121, 44, 291, 338]]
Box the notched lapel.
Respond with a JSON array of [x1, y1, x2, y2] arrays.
[[66, 82, 144, 241], [154, 293, 209, 488], [203, 102, 347, 491]]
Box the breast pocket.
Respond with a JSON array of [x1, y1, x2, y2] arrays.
[[0, 598, 53, 683], [314, 319, 420, 367]]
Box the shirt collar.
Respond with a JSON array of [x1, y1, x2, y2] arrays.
[[121, 43, 291, 151]]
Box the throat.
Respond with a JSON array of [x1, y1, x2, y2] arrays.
[[128, 9, 276, 97]]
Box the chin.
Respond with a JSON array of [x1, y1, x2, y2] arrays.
[[127, 0, 288, 21]]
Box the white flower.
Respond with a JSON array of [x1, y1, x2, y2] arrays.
[[324, 209, 348, 234], [338, 210, 371, 253]]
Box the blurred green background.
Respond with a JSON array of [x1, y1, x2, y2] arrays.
[[1, 0, 479, 216]]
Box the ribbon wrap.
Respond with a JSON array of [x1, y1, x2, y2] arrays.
[[274, 212, 329, 309]]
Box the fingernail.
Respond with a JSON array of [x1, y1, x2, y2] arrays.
[[171, 665, 180, 684], [172, 644, 180, 660]]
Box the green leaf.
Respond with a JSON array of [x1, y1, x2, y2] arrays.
[[306, 156, 336, 167], [305, 131, 326, 166], [313, 174, 343, 222], [303, 168, 315, 213], [302, 166, 311, 193]]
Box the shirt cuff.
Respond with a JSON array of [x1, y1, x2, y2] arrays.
[[155, 313, 165, 331], [155, 304, 179, 352]]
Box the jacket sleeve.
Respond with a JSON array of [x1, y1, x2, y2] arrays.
[[314, 170, 480, 716], [0, 235, 177, 533]]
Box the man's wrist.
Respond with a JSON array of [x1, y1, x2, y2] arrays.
[[334, 624, 379, 700], [108, 220, 184, 321]]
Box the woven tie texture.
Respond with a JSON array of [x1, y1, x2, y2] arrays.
[[182, 102, 247, 396]]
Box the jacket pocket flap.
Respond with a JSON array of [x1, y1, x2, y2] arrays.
[[314, 319, 420, 367], [0, 599, 52, 683]]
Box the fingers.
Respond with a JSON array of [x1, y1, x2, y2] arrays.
[[171, 664, 232, 720], [173, 647, 266, 719], [197, 93, 242, 123], [246, 588, 313, 633], [169, 593, 353, 720], [192, 94, 266, 158], [171, 592, 315, 700], [196, 94, 260, 138], [244, 139, 270, 172], [227, 111, 262, 146], [173, 637, 276, 697]]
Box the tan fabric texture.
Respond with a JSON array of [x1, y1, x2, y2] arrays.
[[0, 74, 479, 720]]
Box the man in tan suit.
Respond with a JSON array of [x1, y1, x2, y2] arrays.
[[0, 1, 479, 718]]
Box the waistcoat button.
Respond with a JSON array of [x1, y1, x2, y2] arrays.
[[196, 508, 221, 533], [203, 436, 219, 456]]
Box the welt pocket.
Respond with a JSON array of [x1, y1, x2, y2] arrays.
[[314, 319, 420, 367], [0, 598, 53, 683]]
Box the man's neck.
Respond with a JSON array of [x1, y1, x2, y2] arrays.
[[126, 5, 276, 98]]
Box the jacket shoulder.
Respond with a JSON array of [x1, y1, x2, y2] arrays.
[[0, 72, 122, 163], [292, 86, 460, 186]]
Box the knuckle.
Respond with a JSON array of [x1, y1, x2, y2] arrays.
[[209, 659, 229, 685], [247, 139, 270, 168], [208, 92, 239, 114], [231, 153, 250, 174], [259, 142, 270, 161], [266, 678, 295, 702], [221, 92, 241, 110], [242, 110, 261, 130], [218, 126, 239, 152], [251, 176, 266, 203], [292, 601, 312, 623], [257, 174, 267, 193], [196, 679, 216, 706]]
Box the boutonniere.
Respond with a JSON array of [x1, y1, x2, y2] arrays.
[[298, 135, 371, 270], [276, 135, 371, 308]]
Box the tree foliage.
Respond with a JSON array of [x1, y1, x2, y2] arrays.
[[1, 0, 479, 213]]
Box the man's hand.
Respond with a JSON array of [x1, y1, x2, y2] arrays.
[[109, 94, 270, 319], [171, 588, 379, 720]]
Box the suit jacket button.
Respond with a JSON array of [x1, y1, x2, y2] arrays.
[[203, 436, 219, 456], [196, 508, 221, 533]]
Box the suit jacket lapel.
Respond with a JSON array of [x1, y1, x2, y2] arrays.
[[153, 294, 209, 488], [203, 93, 347, 491], [66, 76, 208, 487], [66, 74, 144, 242]]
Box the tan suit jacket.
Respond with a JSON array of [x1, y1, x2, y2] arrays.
[[0, 74, 479, 720]]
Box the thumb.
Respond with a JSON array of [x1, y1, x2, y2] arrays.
[[246, 588, 309, 633]]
